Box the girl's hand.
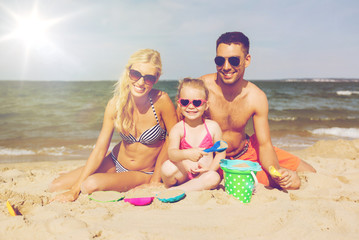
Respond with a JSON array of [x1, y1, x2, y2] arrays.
[[50, 189, 80, 203], [192, 165, 209, 174], [183, 160, 209, 179], [182, 160, 199, 173], [185, 148, 207, 162]]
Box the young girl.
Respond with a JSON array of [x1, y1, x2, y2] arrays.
[[49, 49, 177, 202], [161, 78, 225, 191]]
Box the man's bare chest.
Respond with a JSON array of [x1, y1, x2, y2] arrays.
[[209, 96, 251, 131]]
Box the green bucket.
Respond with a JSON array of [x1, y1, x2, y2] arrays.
[[220, 159, 262, 203]]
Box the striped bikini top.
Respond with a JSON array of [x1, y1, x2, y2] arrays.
[[119, 97, 166, 145]]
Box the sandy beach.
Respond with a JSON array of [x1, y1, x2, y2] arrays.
[[1, 139, 359, 240]]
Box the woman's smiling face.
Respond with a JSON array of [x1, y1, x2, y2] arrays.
[[129, 62, 158, 98]]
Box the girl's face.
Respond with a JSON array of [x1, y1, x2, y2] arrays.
[[178, 85, 208, 121], [129, 62, 158, 98]]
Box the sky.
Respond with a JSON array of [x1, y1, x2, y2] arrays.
[[0, 0, 358, 81]]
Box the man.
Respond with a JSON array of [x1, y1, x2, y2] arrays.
[[200, 32, 315, 189]]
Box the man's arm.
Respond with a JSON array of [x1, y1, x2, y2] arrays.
[[252, 88, 301, 189], [251, 90, 279, 172]]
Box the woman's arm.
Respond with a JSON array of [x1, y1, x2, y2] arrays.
[[52, 99, 116, 202], [150, 92, 178, 183]]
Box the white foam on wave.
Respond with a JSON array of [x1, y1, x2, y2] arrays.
[[0, 147, 36, 156], [270, 117, 297, 121], [78, 144, 95, 150], [336, 90, 359, 96], [0, 146, 68, 156], [311, 127, 359, 139], [0, 143, 112, 156], [37, 146, 67, 156]]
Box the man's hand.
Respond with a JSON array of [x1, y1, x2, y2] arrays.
[[272, 168, 301, 190]]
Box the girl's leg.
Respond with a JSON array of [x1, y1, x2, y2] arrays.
[[161, 160, 187, 187], [173, 170, 220, 192], [48, 153, 116, 192]]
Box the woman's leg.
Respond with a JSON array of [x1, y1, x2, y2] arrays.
[[48, 153, 116, 192], [80, 170, 152, 194]]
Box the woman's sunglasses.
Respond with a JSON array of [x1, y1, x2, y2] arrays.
[[178, 98, 207, 108], [214, 56, 240, 67], [129, 69, 157, 85]]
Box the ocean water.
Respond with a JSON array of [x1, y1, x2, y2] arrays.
[[0, 79, 358, 163]]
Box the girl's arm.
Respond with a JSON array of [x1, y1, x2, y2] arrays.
[[52, 99, 116, 202], [208, 120, 226, 171], [150, 92, 178, 183]]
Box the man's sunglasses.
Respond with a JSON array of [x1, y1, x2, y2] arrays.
[[178, 98, 207, 108], [129, 69, 157, 85], [214, 56, 240, 67]]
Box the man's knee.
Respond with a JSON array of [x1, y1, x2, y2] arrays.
[[297, 160, 316, 173]]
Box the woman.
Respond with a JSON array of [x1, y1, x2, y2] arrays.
[[49, 49, 178, 202]]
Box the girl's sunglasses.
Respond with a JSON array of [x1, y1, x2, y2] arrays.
[[214, 56, 240, 67], [178, 98, 207, 108], [129, 69, 157, 85]]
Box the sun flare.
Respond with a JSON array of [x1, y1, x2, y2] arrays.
[[0, 2, 64, 49], [13, 14, 51, 47], [14, 15, 48, 45]]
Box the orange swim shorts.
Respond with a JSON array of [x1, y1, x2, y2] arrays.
[[220, 134, 301, 186]]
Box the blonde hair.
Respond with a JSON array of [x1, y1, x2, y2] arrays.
[[176, 78, 210, 120], [113, 49, 162, 134]]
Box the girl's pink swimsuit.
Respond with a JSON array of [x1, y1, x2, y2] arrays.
[[179, 120, 213, 149]]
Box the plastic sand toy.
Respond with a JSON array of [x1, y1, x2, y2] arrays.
[[220, 159, 262, 203]]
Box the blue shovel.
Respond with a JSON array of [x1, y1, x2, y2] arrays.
[[203, 140, 228, 153]]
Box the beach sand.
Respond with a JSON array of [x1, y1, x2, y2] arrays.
[[1, 139, 359, 240]]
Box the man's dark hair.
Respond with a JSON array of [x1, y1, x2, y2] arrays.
[[216, 32, 250, 55]]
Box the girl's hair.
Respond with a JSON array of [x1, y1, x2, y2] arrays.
[[113, 49, 162, 134], [176, 78, 210, 120]]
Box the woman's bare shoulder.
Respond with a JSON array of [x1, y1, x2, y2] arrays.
[[105, 97, 117, 117], [151, 89, 174, 108], [151, 89, 170, 100]]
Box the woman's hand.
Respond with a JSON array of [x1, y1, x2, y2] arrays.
[[50, 189, 80, 203]]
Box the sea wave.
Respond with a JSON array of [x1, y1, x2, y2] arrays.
[[269, 117, 297, 121], [0, 147, 36, 156], [269, 116, 357, 122], [0, 145, 86, 156], [336, 90, 359, 96], [0, 144, 108, 157], [310, 127, 359, 139], [285, 78, 359, 83]]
